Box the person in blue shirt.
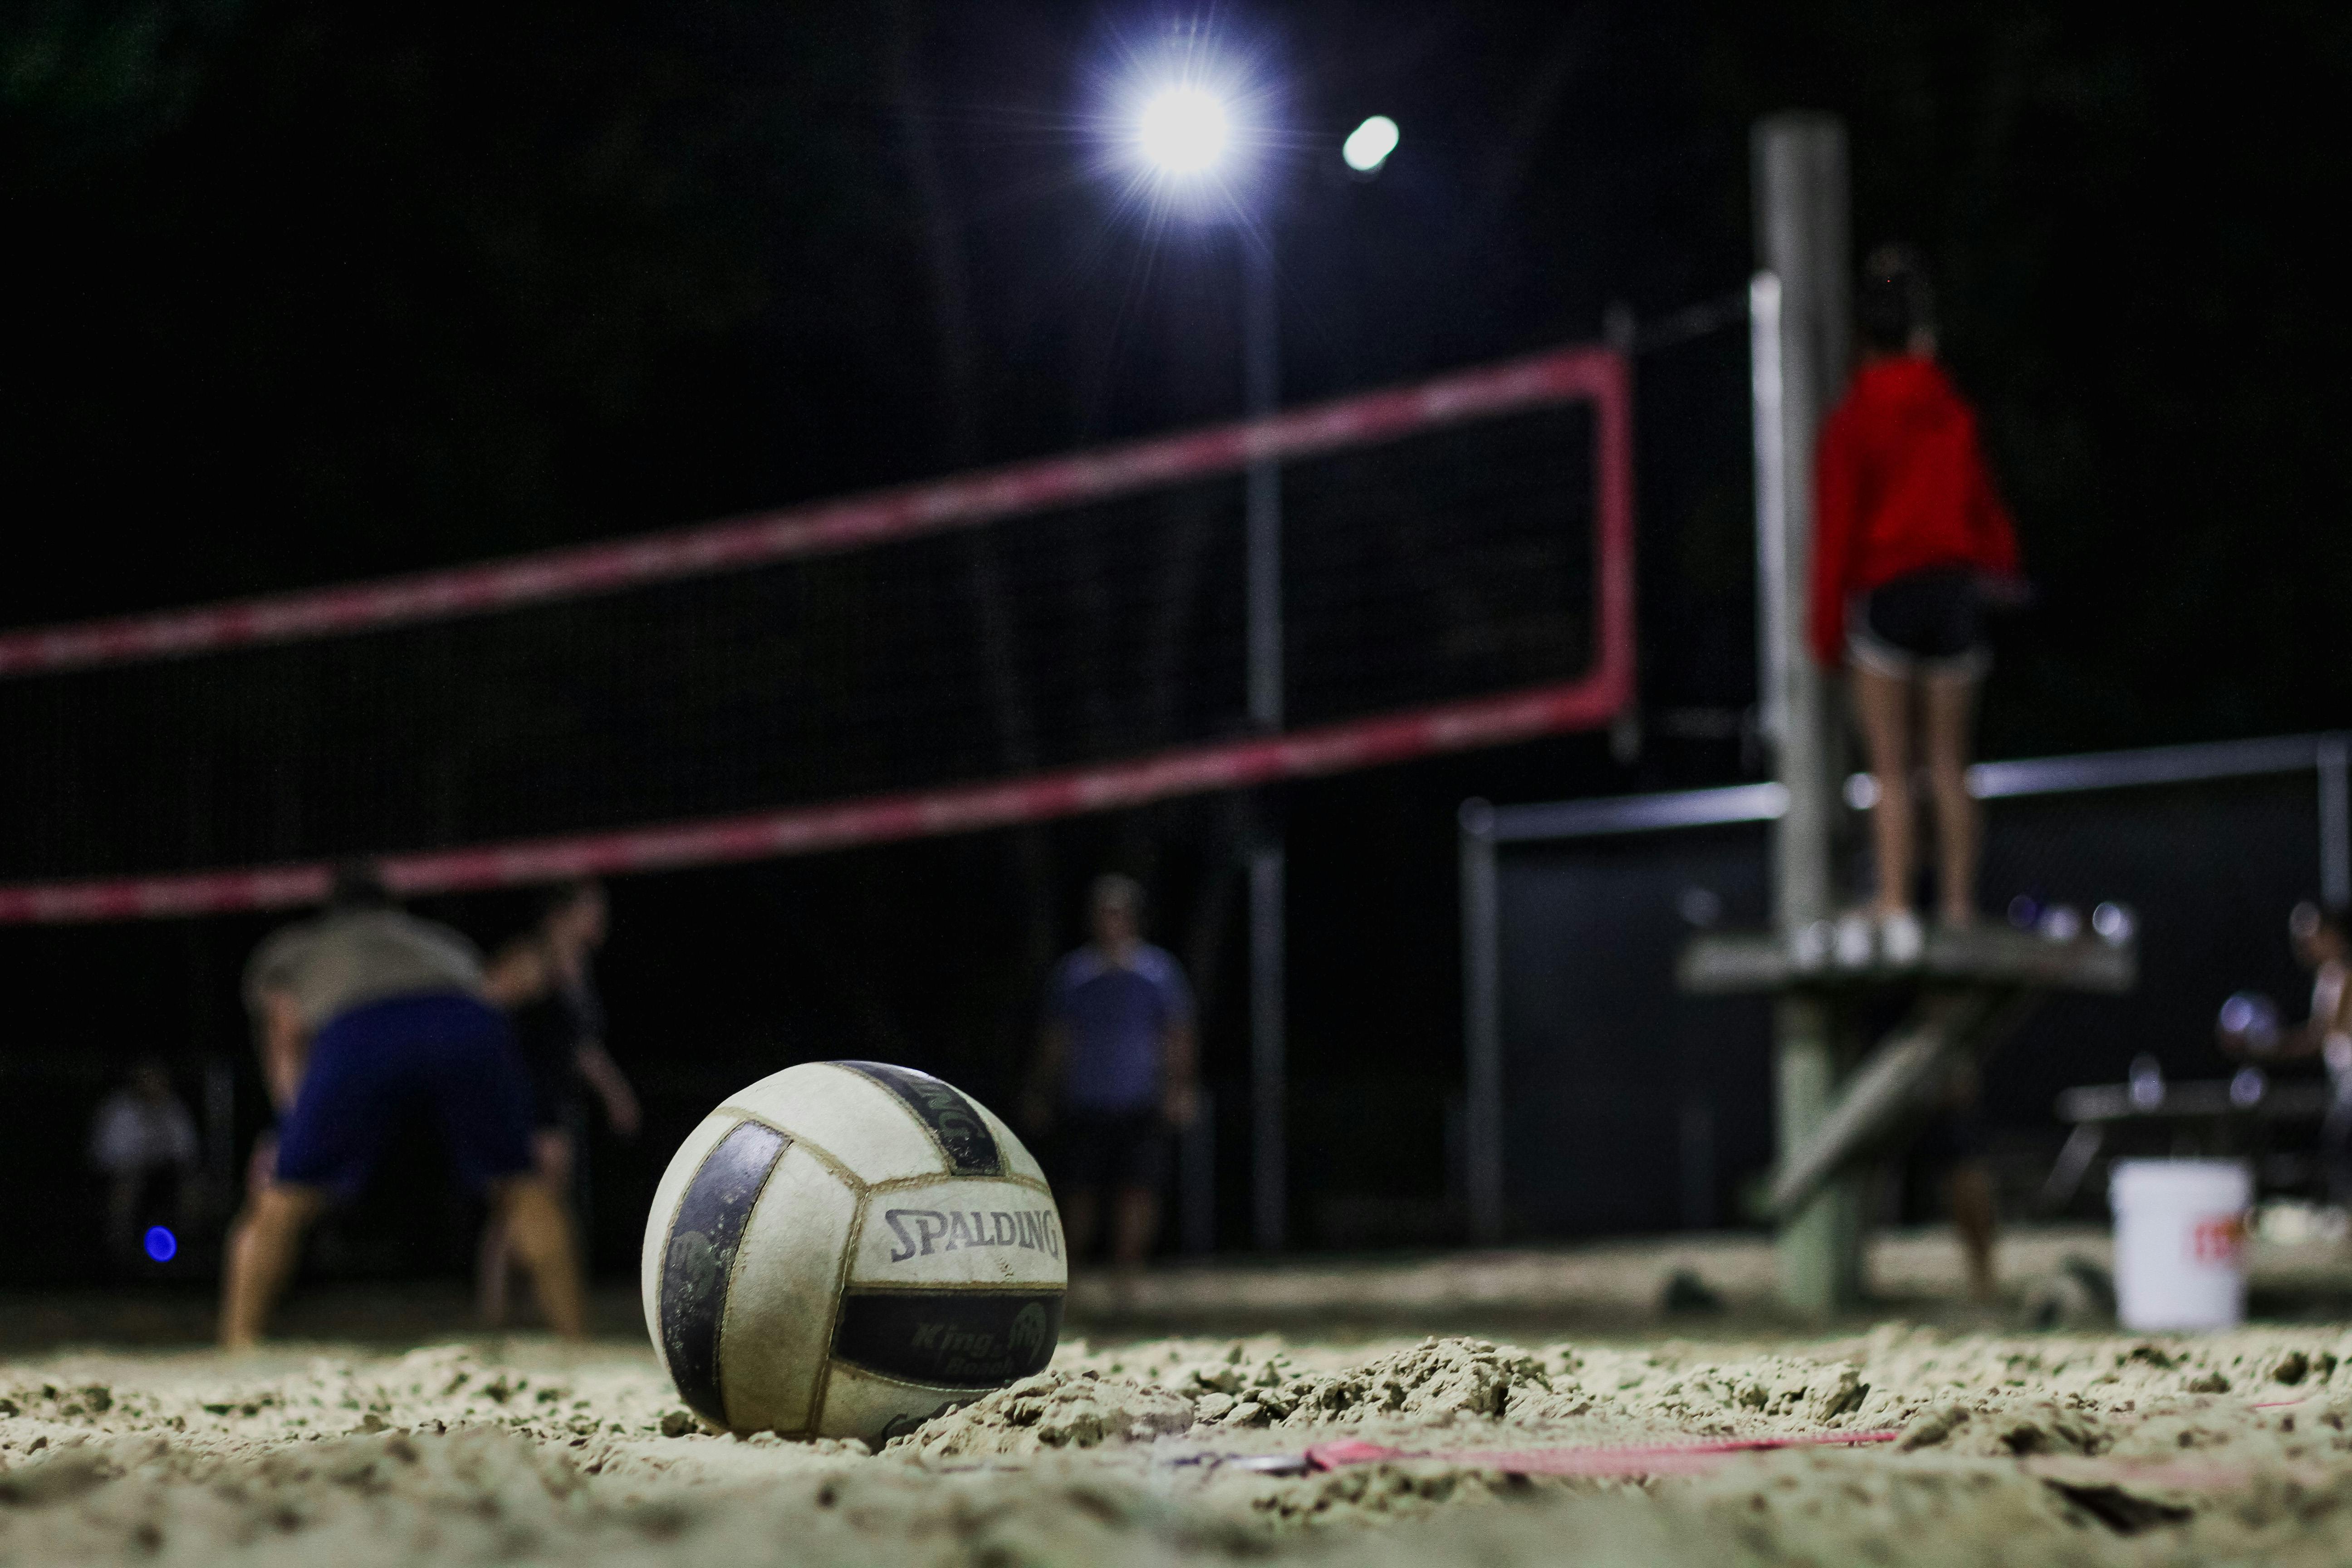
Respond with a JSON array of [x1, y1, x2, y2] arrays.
[[1025, 874, 1197, 1268]]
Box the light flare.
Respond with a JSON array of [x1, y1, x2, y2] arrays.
[[1138, 85, 1231, 175], [1342, 114, 1399, 173]]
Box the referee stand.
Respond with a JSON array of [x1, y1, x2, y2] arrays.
[[1722, 113, 2137, 1313]]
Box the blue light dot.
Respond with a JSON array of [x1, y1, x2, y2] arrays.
[[143, 1225, 177, 1263]]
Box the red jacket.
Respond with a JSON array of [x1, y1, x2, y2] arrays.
[[1808, 355, 2019, 666]]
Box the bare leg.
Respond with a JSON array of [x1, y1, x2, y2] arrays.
[[1947, 1161, 1998, 1301], [487, 1176, 587, 1339], [1062, 1186, 1102, 1260], [1851, 664, 1917, 915], [479, 1129, 573, 1326], [220, 1182, 327, 1348], [1921, 670, 1983, 925], [1110, 1186, 1159, 1269]]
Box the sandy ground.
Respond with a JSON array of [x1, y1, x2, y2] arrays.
[[10, 1227, 2352, 1565]]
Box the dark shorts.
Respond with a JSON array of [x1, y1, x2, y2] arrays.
[[1057, 1107, 1172, 1195], [275, 991, 536, 1198], [1849, 567, 1987, 678]]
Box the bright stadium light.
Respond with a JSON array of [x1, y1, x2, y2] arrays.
[[1342, 114, 1399, 174], [1138, 84, 1231, 176]]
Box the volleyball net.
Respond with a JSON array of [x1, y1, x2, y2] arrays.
[[0, 343, 1632, 923]]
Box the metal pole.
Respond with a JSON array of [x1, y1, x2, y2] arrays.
[[1244, 235, 1282, 733], [203, 1057, 235, 1209], [2320, 735, 2350, 911], [1750, 272, 1791, 766], [1459, 800, 1503, 1242], [1181, 1088, 1217, 1254], [1248, 847, 1285, 1250], [1753, 117, 1848, 925], [1243, 229, 1287, 1251], [1752, 112, 1859, 1314], [1602, 301, 1642, 768]]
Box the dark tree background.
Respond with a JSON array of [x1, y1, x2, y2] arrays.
[[2, 1, 2346, 1276], [10, 1, 2345, 732]]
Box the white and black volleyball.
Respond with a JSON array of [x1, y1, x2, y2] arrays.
[[641, 1061, 1064, 1444]]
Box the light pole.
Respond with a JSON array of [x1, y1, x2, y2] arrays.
[[1132, 77, 1288, 1250], [1129, 80, 1400, 1253], [1240, 221, 1284, 1255]]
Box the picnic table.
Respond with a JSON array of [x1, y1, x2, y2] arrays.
[[2040, 1073, 2333, 1210]]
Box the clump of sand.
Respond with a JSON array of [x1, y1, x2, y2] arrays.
[[11, 1327, 2352, 1565], [887, 1369, 1196, 1458], [889, 1338, 1561, 1460]]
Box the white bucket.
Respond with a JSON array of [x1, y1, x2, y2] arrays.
[[2109, 1159, 2252, 1332]]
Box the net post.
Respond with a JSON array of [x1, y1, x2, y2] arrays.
[[1753, 111, 1861, 1315], [1459, 799, 1503, 1244]]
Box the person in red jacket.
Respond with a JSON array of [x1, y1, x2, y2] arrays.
[[1812, 244, 2023, 943]]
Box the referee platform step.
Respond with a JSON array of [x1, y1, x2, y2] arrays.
[[1677, 921, 2135, 996], [1677, 921, 2138, 1221]]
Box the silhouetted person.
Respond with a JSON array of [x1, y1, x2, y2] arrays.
[[89, 1058, 198, 1266], [220, 861, 584, 1346], [1812, 243, 2025, 953], [477, 879, 639, 1325], [1026, 875, 1197, 1269], [2222, 902, 2352, 1202]]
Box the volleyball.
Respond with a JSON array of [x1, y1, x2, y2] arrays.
[[641, 1060, 1065, 1443]]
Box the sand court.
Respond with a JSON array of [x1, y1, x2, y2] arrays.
[[12, 1228, 2352, 1566]]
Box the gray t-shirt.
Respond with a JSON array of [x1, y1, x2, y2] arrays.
[[244, 908, 486, 1031]]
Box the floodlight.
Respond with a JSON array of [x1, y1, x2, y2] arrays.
[[1138, 86, 1231, 175], [1342, 114, 1399, 174]]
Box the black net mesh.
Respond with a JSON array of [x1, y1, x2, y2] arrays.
[[0, 405, 1593, 880]]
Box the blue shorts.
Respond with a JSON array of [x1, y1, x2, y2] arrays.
[[275, 992, 535, 1198]]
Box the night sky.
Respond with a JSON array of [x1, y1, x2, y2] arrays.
[[3, 1, 2348, 1272]]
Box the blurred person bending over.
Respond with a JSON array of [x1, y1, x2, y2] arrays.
[[1811, 244, 2025, 950], [88, 1058, 200, 1266], [477, 879, 640, 1325], [221, 862, 584, 1347], [1026, 875, 1198, 1269]]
